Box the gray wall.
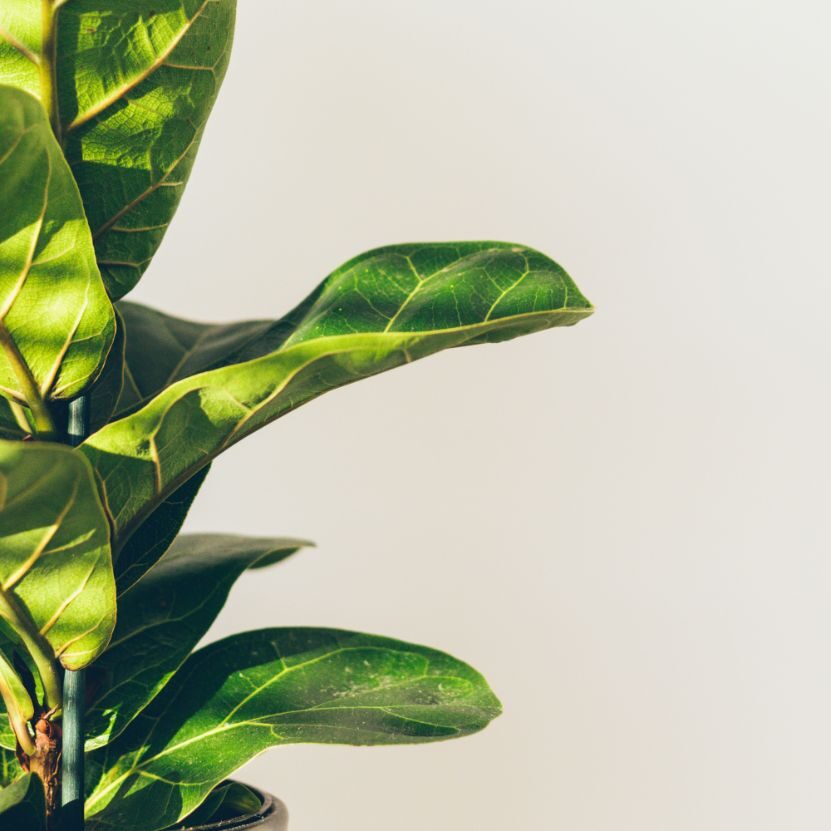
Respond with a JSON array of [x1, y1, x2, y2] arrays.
[[133, 2, 830, 829]]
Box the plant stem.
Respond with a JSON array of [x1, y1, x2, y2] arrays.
[[8, 401, 32, 435], [39, 0, 61, 139], [61, 395, 89, 831], [0, 592, 62, 709], [60, 670, 84, 829], [0, 654, 35, 756], [0, 325, 57, 439]]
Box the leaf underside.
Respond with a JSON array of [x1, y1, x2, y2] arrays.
[[83, 242, 593, 546], [0, 86, 115, 407], [0, 441, 114, 672]]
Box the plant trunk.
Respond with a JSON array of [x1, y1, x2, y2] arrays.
[[18, 712, 62, 828]]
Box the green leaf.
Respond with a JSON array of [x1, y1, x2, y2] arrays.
[[114, 464, 211, 593], [86, 534, 308, 750], [0, 441, 115, 710], [86, 628, 501, 831], [83, 242, 593, 544], [114, 301, 288, 416], [0, 1, 237, 299], [172, 781, 260, 827], [0, 648, 34, 754], [0, 399, 27, 440], [0, 86, 115, 425], [89, 309, 127, 433], [0, 747, 17, 787], [0, 773, 45, 830]]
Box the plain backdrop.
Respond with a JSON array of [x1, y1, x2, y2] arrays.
[[131, 2, 831, 829]]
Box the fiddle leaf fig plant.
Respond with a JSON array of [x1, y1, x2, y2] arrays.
[[0, 3, 594, 830]]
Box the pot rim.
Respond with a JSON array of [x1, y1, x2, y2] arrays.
[[181, 782, 288, 831]]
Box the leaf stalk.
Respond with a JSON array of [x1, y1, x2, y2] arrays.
[[0, 592, 62, 710], [39, 0, 61, 139], [0, 325, 57, 439]]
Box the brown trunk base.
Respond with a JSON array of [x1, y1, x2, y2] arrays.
[[17, 713, 61, 828]]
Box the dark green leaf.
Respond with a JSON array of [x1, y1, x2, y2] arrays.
[[0, 86, 115, 424], [86, 628, 501, 831], [83, 243, 593, 545], [0, 1, 237, 299], [173, 781, 260, 828], [89, 309, 127, 433], [114, 301, 289, 416], [0, 773, 45, 830], [86, 534, 308, 750], [0, 400, 26, 440], [114, 465, 211, 593]]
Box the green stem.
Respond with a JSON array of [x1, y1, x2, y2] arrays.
[[39, 0, 61, 139], [60, 670, 84, 828], [0, 592, 61, 709], [0, 683, 35, 756], [0, 652, 35, 757], [8, 401, 32, 435], [61, 396, 89, 831], [0, 325, 56, 439]]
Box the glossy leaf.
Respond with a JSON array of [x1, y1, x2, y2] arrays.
[[86, 628, 501, 830], [0, 442, 115, 700], [0, 86, 115, 421], [83, 242, 593, 544], [86, 534, 308, 750], [0, 772, 44, 830], [0, 1, 237, 299]]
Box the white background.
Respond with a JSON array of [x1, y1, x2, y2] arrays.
[[133, 2, 831, 829]]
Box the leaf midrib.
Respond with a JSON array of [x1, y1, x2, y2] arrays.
[[65, 0, 214, 132], [0, 24, 40, 66], [96, 303, 591, 544]]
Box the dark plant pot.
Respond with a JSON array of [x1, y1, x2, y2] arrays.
[[179, 786, 288, 831]]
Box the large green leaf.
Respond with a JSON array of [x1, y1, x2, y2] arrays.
[[83, 242, 593, 544], [0, 772, 44, 830], [86, 628, 501, 831], [0, 86, 115, 426], [86, 534, 308, 750], [0, 442, 115, 710], [0, 1, 237, 299]]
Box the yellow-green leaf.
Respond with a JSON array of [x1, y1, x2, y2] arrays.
[[0, 1, 237, 299], [0, 86, 115, 422], [0, 442, 115, 701]]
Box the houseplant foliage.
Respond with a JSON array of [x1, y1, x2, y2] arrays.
[[0, 2, 594, 829]]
